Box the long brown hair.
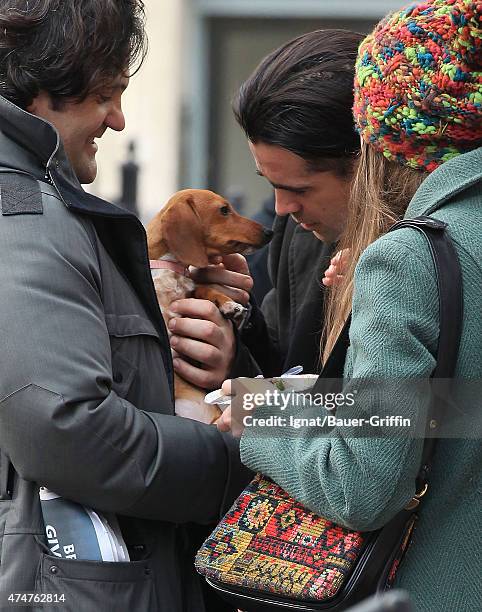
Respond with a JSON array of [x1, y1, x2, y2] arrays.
[[322, 142, 428, 361]]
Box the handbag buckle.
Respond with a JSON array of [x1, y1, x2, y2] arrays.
[[404, 482, 429, 510]]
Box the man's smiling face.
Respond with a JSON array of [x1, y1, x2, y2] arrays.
[[249, 141, 351, 244], [27, 75, 129, 184]]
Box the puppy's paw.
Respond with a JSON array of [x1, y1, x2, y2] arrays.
[[219, 301, 247, 321]]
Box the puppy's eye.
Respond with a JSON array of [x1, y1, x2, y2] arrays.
[[220, 205, 230, 216]]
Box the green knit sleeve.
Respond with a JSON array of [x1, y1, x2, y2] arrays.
[[240, 231, 440, 531]]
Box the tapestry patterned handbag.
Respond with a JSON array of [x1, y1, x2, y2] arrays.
[[195, 218, 462, 611]]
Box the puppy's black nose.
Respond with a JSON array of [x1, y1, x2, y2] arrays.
[[263, 228, 274, 242]]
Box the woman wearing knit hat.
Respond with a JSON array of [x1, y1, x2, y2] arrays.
[[237, 1, 481, 609]]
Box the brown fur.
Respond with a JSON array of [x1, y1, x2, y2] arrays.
[[147, 189, 272, 424]]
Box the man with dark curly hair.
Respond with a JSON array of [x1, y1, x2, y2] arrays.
[[0, 2, 249, 610]]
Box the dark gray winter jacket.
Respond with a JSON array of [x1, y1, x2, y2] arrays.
[[0, 95, 250, 612]]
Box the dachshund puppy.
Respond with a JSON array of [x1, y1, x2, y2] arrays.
[[147, 189, 272, 424]]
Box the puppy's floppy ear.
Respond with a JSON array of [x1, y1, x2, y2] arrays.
[[160, 195, 209, 267]]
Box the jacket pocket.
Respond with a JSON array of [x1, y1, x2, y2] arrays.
[[105, 314, 158, 399], [104, 314, 159, 340], [36, 553, 157, 612]]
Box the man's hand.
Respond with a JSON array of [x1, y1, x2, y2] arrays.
[[168, 255, 254, 389], [190, 254, 253, 306], [168, 299, 236, 389]]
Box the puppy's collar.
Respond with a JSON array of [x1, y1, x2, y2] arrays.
[[150, 259, 189, 277]]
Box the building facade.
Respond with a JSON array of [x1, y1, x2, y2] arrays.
[[89, 0, 409, 221]]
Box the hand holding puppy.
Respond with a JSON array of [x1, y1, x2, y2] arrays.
[[169, 254, 254, 390], [169, 299, 236, 390], [189, 254, 253, 306]]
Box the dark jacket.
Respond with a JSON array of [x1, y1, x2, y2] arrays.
[[0, 95, 250, 611], [245, 195, 276, 304], [232, 214, 334, 378]]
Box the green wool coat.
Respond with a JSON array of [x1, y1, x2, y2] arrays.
[[240, 147, 482, 611]]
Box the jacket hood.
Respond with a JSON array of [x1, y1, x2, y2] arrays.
[[405, 147, 482, 219]]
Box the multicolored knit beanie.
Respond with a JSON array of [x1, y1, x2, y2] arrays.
[[353, 0, 482, 172]]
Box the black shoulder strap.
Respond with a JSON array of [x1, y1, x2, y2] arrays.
[[314, 215, 463, 490], [388, 216, 463, 492], [388, 216, 463, 381]]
